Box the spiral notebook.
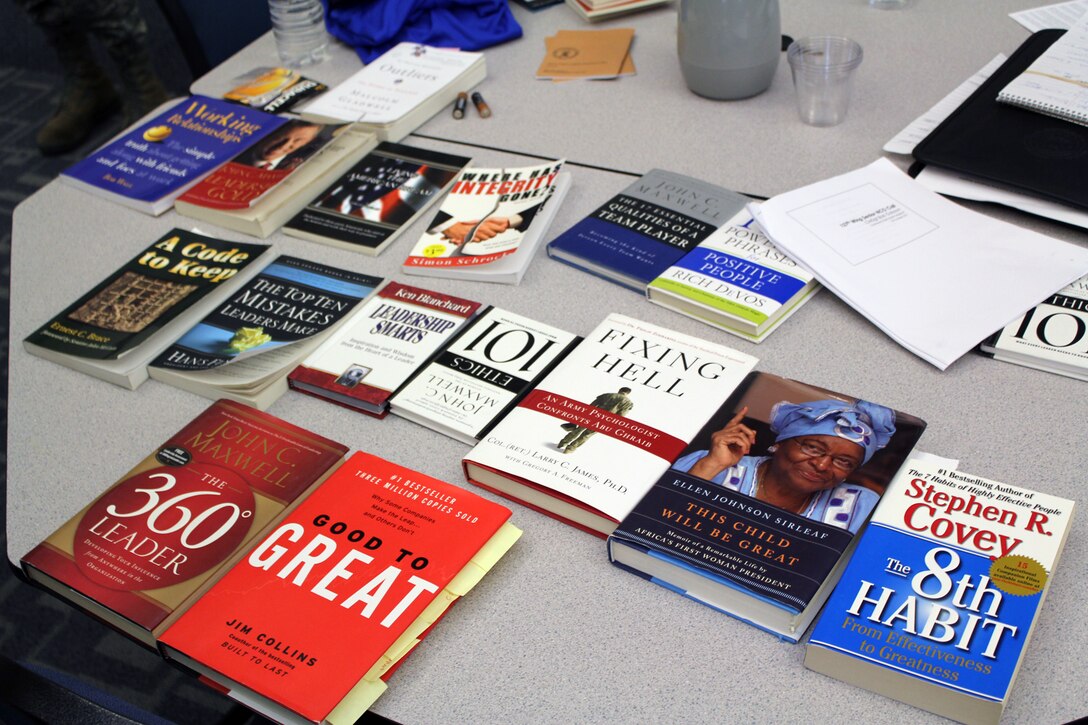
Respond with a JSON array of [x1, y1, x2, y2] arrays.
[[997, 15, 1088, 127], [913, 28, 1088, 212]]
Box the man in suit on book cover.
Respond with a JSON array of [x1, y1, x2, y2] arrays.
[[558, 387, 633, 453]]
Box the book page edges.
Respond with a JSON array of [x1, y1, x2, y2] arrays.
[[329, 521, 521, 722]]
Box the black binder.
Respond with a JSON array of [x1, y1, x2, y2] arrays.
[[912, 29, 1088, 212]]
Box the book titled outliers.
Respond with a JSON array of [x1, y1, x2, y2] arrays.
[[805, 458, 1074, 725], [159, 450, 521, 724]]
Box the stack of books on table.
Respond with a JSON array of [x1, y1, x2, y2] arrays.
[[21, 400, 521, 724], [300, 43, 486, 142]]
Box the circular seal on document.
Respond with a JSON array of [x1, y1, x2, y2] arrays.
[[989, 555, 1047, 597]]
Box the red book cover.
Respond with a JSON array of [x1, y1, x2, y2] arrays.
[[20, 400, 347, 644], [288, 282, 481, 416], [158, 451, 514, 722], [178, 120, 341, 210]]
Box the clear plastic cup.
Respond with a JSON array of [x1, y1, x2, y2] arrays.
[[786, 36, 863, 127]]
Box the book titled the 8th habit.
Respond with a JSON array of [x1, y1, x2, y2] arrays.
[[805, 459, 1074, 724]]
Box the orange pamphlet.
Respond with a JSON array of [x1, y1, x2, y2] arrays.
[[536, 28, 636, 80]]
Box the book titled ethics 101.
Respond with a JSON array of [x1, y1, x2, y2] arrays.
[[806, 458, 1075, 724]]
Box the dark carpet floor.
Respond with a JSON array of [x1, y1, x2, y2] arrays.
[[0, 63, 259, 724]]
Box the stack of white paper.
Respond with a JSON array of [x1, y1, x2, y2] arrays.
[[750, 159, 1088, 369]]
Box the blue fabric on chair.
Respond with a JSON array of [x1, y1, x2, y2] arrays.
[[324, 0, 522, 63]]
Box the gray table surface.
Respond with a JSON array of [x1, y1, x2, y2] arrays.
[[9, 2, 1088, 723]]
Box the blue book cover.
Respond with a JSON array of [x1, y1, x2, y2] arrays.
[[607, 370, 926, 641], [61, 95, 287, 215], [806, 459, 1074, 723], [546, 168, 749, 291], [150, 256, 383, 373]]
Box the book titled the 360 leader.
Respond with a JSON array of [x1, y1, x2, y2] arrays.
[[159, 450, 521, 724], [806, 459, 1074, 724], [20, 400, 348, 647], [23, 229, 268, 389]]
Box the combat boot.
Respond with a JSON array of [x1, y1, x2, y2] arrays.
[[116, 49, 172, 127], [37, 63, 120, 156]]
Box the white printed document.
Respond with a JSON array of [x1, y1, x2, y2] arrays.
[[750, 159, 1088, 369], [1010, 0, 1087, 32]]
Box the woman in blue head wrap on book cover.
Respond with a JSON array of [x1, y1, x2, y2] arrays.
[[673, 398, 897, 534]]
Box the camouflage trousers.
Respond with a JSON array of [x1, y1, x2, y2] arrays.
[[14, 0, 149, 60]]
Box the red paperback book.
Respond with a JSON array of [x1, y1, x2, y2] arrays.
[[158, 450, 520, 724], [177, 120, 342, 211], [20, 400, 348, 646]]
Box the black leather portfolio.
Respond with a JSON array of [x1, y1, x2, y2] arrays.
[[913, 29, 1088, 212]]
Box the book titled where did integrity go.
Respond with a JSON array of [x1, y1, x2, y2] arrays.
[[607, 371, 926, 642], [20, 400, 348, 647], [23, 229, 269, 389], [403, 160, 571, 285], [546, 168, 749, 292], [61, 96, 287, 215], [159, 450, 522, 725], [805, 459, 1074, 724], [463, 313, 758, 537]]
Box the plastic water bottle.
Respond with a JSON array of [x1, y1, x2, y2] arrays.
[[268, 0, 329, 67]]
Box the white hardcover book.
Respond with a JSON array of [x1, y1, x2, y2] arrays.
[[390, 307, 580, 444], [463, 313, 758, 536]]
